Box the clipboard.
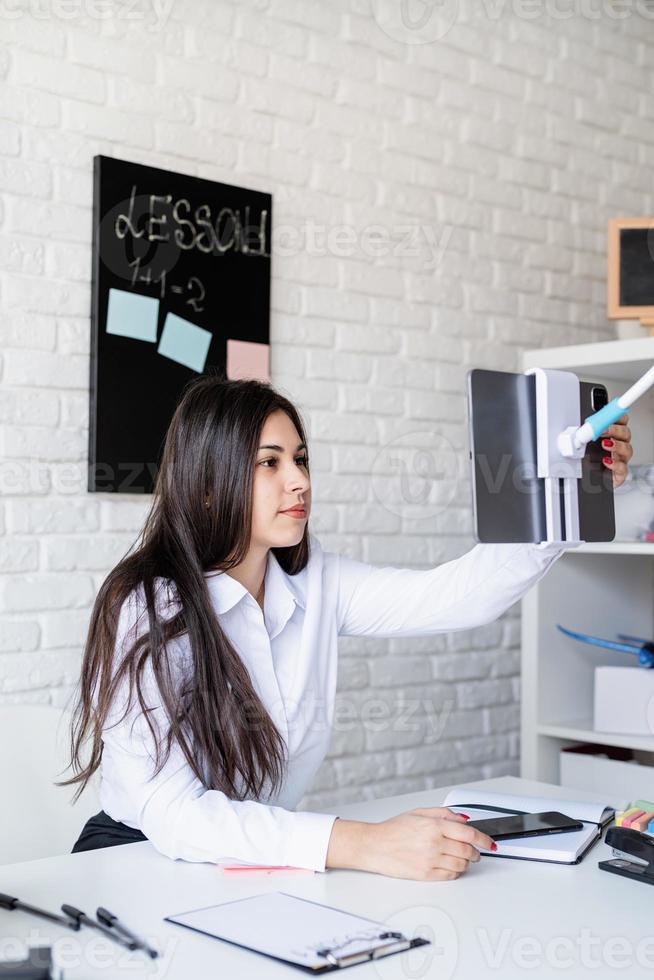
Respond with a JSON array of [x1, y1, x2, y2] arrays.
[[164, 891, 430, 972]]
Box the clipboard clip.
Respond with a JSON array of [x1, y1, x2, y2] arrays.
[[316, 931, 411, 968], [599, 827, 654, 886]]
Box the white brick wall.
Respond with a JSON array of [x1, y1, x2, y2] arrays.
[[1, 0, 653, 809]]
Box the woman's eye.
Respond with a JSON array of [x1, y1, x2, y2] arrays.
[[259, 456, 308, 468]]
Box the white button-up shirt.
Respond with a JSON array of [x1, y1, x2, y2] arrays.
[[99, 535, 563, 871]]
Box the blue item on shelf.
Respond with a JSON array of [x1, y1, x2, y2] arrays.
[[556, 625, 654, 668]]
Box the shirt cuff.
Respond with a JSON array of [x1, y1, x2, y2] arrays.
[[285, 812, 339, 872]]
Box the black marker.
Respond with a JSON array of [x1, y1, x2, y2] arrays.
[[61, 905, 136, 951], [96, 907, 159, 959], [0, 892, 79, 930]]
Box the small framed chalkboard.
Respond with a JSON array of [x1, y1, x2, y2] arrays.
[[607, 217, 654, 321], [90, 155, 272, 494]]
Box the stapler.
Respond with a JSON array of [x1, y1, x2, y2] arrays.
[[599, 826, 654, 885], [0, 945, 59, 978]]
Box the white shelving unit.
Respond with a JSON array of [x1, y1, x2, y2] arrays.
[[521, 338, 654, 791]]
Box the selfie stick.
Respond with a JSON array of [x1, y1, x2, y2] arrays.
[[558, 363, 654, 457]]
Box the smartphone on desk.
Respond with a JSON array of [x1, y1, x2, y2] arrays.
[[466, 810, 584, 841]]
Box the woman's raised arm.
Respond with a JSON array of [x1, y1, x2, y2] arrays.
[[335, 541, 565, 638]]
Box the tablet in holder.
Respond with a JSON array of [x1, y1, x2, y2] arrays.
[[467, 369, 615, 544], [468, 369, 545, 543]]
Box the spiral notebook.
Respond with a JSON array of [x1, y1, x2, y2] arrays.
[[165, 892, 430, 973]]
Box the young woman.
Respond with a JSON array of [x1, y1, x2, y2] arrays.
[[65, 376, 633, 881]]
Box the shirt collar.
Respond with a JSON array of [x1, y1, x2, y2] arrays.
[[204, 549, 307, 617]]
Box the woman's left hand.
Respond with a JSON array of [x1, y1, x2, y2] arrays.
[[601, 413, 633, 489]]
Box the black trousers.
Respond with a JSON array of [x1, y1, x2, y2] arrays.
[[72, 810, 148, 853]]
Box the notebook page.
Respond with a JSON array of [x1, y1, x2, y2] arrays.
[[443, 788, 613, 825], [167, 892, 398, 968], [491, 824, 599, 862]]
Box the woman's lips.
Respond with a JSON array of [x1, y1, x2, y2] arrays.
[[279, 508, 307, 518]]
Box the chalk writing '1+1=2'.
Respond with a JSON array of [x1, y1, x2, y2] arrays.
[[128, 259, 206, 311], [114, 184, 270, 257]]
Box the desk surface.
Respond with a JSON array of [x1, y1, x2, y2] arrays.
[[0, 776, 650, 980]]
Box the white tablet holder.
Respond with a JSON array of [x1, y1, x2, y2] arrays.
[[525, 368, 582, 545], [526, 363, 654, 545]]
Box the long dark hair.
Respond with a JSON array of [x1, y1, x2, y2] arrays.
[[62, 376, 310, 803]]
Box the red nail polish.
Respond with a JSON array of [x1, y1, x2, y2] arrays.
[[601, 439, 614, 448], [491, 842, 498, 851], [602, 456, 612, 465], [460, 813, 470, 820]]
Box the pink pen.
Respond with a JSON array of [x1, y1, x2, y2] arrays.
[[219, 865, 315, 876]]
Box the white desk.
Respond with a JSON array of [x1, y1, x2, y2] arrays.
[[0, 776, 651, 979]]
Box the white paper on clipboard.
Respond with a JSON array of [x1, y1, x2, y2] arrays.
[[166, 891, 407, 969]]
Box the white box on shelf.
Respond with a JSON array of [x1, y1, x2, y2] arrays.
[[560, 745, 654, 806], [594, 666, 654, 736]]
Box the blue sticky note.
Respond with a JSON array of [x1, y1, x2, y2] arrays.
[[105, 288, 159, 343], [158, 313, 212, 373]]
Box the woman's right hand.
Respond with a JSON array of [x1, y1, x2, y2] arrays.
[[326, 808, 496, 881]]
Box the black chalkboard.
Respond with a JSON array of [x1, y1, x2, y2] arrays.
[[619, 228, 654, 307], [90, 155, 272, 493]]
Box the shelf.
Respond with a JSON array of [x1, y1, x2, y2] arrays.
[[538, 719, 654, 754], [520, 338, 654, 786], [523, 336, 654, 383], [570, 541, 654, 555]]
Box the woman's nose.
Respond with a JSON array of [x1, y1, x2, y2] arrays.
[[287, 463, 309, 492]]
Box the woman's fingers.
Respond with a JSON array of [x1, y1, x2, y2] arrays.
[[601, 413, 633, 489], [606, 457, 629, 487], [601, 448, 630, 487], [439, 836, 481, 862], [605, 422, 631, 442], [409, 808, 495, 851], [423, 867, 462, 881], [411, 806, 469, 822], [603, 429, 632, 455], [437, 817, 495, 853], [609, 440, 633, 463], [430, 853, 470, 875]]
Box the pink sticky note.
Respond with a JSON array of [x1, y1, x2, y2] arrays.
[[226, 339, 271, 382], [623, 809, 646, 829]]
